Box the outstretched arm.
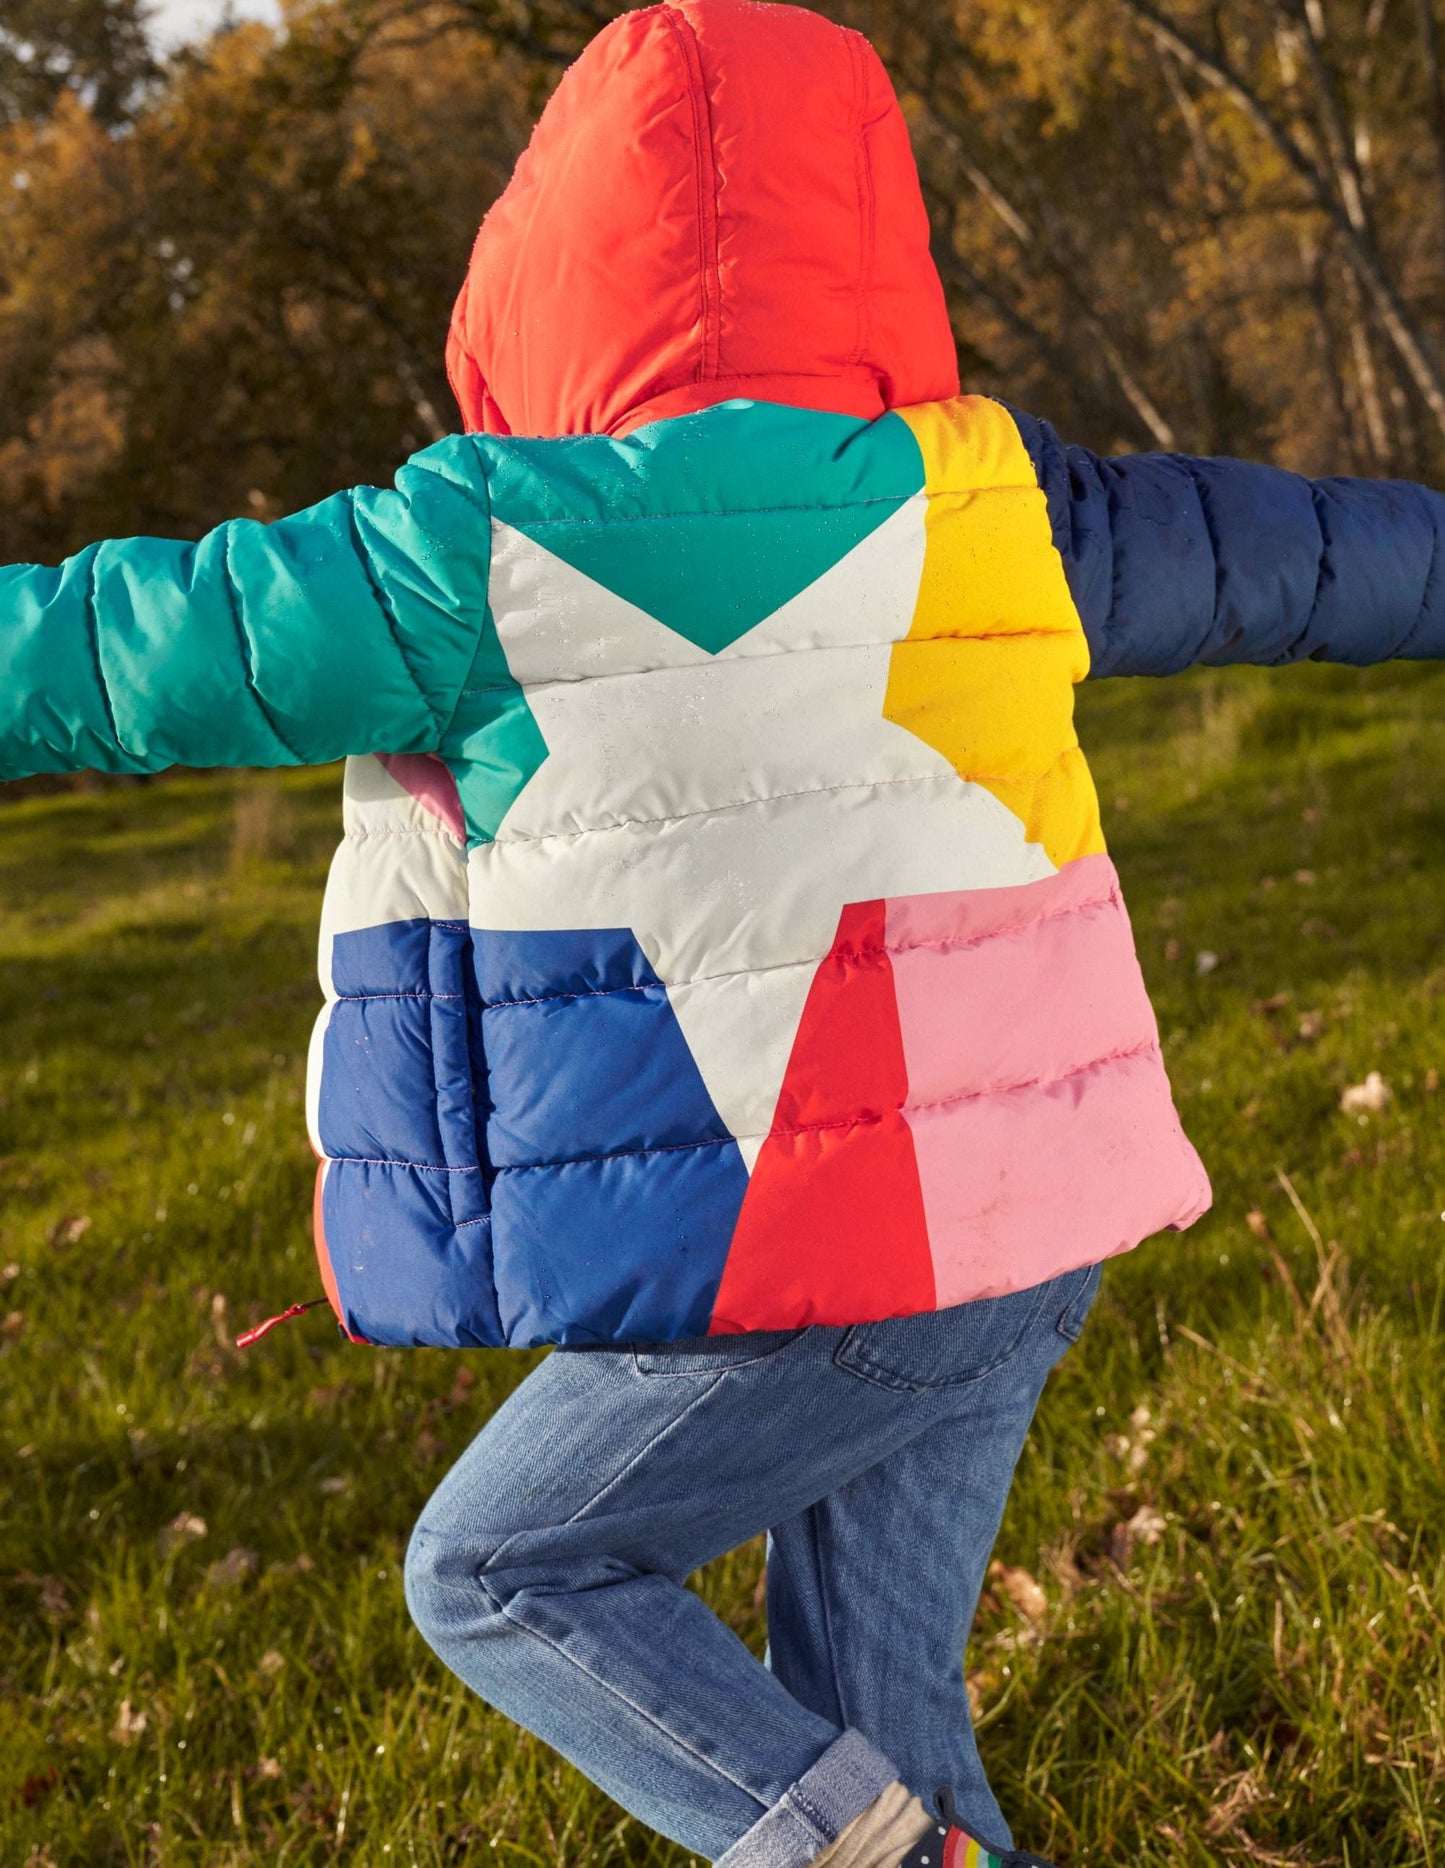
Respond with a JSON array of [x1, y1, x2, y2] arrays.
[[0, 440, 492, 781], [1010, 409, 1445, 677]]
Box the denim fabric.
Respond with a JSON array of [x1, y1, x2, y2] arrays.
[[405, 1261, 1102, 1863]]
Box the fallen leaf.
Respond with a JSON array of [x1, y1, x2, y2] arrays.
[[160, 1511, 208, 1553], [1195, 949, 1220, 976], [1340, 1071, 1391, 1115], [1108, 1504, 1167, 1565], [318, 1476, 350, 1497], [1297, 1010, 1324, 1041], [206, 1546, 258, 1589], [47, 1214, 91, 1247], [111, 1698, 148, 1745], [258, 1650, 286, 1676], [21, 1766, 58, 1808], [990, 1561, 1047, 1624], [1245, 1209, 1271, 1239], [1205, 1768, 1270, 1839], [267, 1553, 315, 1578], [2, 1311, 24, 1339], [1253, 990, 1291, 1013], [1126, 1504, 1167, 1546], [255, 1756, 283, 1780]]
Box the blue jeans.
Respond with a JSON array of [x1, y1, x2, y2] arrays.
[[405, 1263, 1101, 1865]]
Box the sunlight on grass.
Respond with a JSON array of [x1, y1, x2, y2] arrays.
[[3, 664, 1445, 1863]]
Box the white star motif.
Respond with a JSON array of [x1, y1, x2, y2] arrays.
[[470, 498, 1055, 1168]]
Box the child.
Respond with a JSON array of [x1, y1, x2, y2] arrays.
[[4, 2, 1443, 1862]]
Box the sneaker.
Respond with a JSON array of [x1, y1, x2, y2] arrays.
[[898, 1788, 1058, 1868]]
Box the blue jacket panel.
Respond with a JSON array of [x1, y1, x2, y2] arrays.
[[1009, 407, 1445, 676]]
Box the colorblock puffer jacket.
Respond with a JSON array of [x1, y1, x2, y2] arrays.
[[4, 0, 1444, 1348]]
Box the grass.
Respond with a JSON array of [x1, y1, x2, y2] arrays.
[[2, 661, 1445, 1865]]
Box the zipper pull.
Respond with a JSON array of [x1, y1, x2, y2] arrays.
[[235, 1297, 331, 1350]]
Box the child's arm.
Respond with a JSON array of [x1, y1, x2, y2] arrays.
[[0, 441, 492, 782], [1012, 410, 1445, 675]]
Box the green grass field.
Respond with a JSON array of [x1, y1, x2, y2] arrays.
[[3, 662, 1445, 1866]]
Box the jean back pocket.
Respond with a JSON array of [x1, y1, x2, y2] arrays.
[[833, 1281, 1056, 1393], [632, 1326, 808, 1377]]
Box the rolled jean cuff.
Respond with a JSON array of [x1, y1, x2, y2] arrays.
[[714, 1728, 901, 1868]]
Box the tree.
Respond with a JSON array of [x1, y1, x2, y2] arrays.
[[4, 0, 1445, 572], [0, 0, 156, 127], [0, 5, 533, 559]]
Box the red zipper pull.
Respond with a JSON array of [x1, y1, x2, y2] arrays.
[[235, 1298, 331, 1349]]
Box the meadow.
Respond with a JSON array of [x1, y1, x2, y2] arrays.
[[2, 660, 1444, 1866]]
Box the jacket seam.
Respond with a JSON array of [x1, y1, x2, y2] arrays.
[[343, 490, 446, 742], [435, 446, 497, 752], [339, 823, 466, 844], [427, 922, 461, 1238], [494, 485, 1034, 528], [1099, 467, 1125, 670], [418, 442, 494, 525], [479, 882, 1123, 1011], [453, 625, 1083, 698], [1398, 483, 1441, 656], [483, 1039, 1164, 1175], [1177, 456, 1226, 651], [1304, 482, 1331, 649], [334, 990, 464, 1002], [81, 547, 128, 762], [848, 31, 873, 373], [472, 765, 1078, 849], [664, 8, 721, 386], [326, 1156, 480, 1172], [332, 917, 467, 932], [319, 1033, 1157, 1178], [220, 527, 305, 764]]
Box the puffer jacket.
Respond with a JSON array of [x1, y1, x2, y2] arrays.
[[4, 0, 1445, 1349]]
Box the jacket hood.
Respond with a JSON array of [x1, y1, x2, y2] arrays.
[[446, 0, 959, 437]]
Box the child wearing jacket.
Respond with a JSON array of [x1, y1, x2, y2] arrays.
[[4, 3, 1444, 1863]]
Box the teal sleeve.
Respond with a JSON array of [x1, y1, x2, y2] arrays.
[[0, 438, 493, 779]]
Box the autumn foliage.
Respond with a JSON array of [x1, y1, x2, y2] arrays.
[[4, 0, 1445, 568]]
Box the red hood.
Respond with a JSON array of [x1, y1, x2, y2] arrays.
[[446, 0, 958, 438]]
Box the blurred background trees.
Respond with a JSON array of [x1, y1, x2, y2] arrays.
[[3, 0, 1445, 564]]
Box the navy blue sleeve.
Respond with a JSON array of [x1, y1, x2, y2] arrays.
[[1008, 406, 1445, 677]]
